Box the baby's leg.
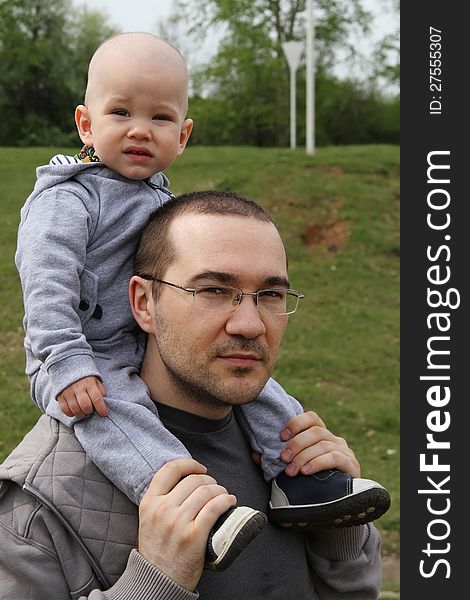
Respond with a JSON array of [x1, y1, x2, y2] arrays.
[[237, 377, 303, 480], [74, 356, 191, 505], [30, 351, 191, 504]]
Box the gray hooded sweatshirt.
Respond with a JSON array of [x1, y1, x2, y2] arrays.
[[15, 159, 172, 399]]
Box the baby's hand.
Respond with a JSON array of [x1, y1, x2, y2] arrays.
[[57, 376, 107, 418]]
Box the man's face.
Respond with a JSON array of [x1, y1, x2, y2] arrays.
[[150, 213, 289, 411]]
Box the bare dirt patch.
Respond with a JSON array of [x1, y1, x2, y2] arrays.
[[300, 219, 350, 253]]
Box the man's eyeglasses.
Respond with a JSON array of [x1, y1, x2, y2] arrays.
[[139, 275, 304, 316]]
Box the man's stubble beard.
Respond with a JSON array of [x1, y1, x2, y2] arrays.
[[164, 359, 264, 411], [154, 315, 272, 411]]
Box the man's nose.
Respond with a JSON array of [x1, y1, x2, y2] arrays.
[[224, 296, 267, 339]]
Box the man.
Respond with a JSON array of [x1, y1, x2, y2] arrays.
[[0, 191, 383, 599]]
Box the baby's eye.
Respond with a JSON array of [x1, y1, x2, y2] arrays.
[[153, 114, 172, 121], [112, 109, 129, 117]]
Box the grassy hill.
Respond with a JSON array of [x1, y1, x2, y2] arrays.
[[0, 145, 400, 592]]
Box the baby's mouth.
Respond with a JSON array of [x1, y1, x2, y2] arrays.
[[124, 147, 152, 157]]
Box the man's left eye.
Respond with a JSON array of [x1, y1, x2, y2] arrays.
[[258, 290, 285, 299]]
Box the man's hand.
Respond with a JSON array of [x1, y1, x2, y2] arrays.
[[278, 411, 360, 478], [57, 376, 107, 418], [138, 459, 237, 591]]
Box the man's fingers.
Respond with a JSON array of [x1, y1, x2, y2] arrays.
[[138, 462, 235, 591], [162, 473, 221, 507], [144, 459, 208, 499], [180, 482, 235, 521], [279, 416, 361, 477], [289, 441, 356, 470], [282, 442, 360, 477], [280, 410, 326, 440], [299, 450, 360, 477], [193, 491, 237, 532], [280, 426, 341, 462]]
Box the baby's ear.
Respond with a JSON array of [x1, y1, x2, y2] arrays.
[[177, 118, 193, 156], [75, 105, 93, 146]]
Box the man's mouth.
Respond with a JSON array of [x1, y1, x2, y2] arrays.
[[218, 353, 262, 366]]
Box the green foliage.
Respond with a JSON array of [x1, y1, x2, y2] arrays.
[[0, 0, 117, 146], [314, 73, 400, 145], [189, 69, 399, 147], [177, 0, 399, 147]]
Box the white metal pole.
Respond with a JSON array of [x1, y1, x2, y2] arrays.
[[290, 67, 296, 149], [306, 0, 315, 155], [282, 41, 303, 150]]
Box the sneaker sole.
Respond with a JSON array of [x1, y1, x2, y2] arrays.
[[268, 487, 391, 530], [206, 509, 267, 571]]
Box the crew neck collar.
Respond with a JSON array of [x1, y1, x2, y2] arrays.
[[155, 401, 233, 433]]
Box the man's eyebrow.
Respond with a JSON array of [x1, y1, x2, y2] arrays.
[[190, 271, 237, 285], [263, 276, 290, 288], [189, 272, 290, 288]]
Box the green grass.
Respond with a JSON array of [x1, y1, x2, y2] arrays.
[[0, 145, 400, 585]]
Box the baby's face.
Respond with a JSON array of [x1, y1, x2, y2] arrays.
[[81, 54, 192, 180]]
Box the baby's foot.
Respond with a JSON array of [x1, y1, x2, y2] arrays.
[[268, 469, 390, 529], [205, 506, 267, 570]]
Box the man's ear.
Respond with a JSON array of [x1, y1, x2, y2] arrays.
[[176, 118, 193, 156], [129, 276, 156, 334], [75, 104, 93, 146]]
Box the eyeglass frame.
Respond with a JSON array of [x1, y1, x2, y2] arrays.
[[139, 274, 304, 316]]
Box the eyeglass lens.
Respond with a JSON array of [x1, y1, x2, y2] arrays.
[[193, 285, 298, 314]]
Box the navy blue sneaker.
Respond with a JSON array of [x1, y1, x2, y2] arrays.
[[205, 506, 267, 570], [268, 469, 391, 529]]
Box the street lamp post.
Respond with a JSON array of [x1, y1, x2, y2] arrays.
[[282, 41, 304, 149], [306, 0, 315, 155]]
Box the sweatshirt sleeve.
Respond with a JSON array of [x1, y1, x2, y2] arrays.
[[15, 187, 101, 398], [84, 550, 199, 600], [306, 524, 383, 598]]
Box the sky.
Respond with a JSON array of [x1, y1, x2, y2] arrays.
[[73, 0, 398, 79], [75, 0, 398, 45], [82, 0, 173, 34]]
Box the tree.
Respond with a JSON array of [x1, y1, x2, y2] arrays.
[[0, 0, 117, 146], [0, 0, 71, 144], [171, 0, 398, 146]]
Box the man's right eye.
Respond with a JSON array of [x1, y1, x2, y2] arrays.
[[199, 286, 230, 296]]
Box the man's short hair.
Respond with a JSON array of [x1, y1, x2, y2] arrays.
[[134, 190, 278, 296]]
